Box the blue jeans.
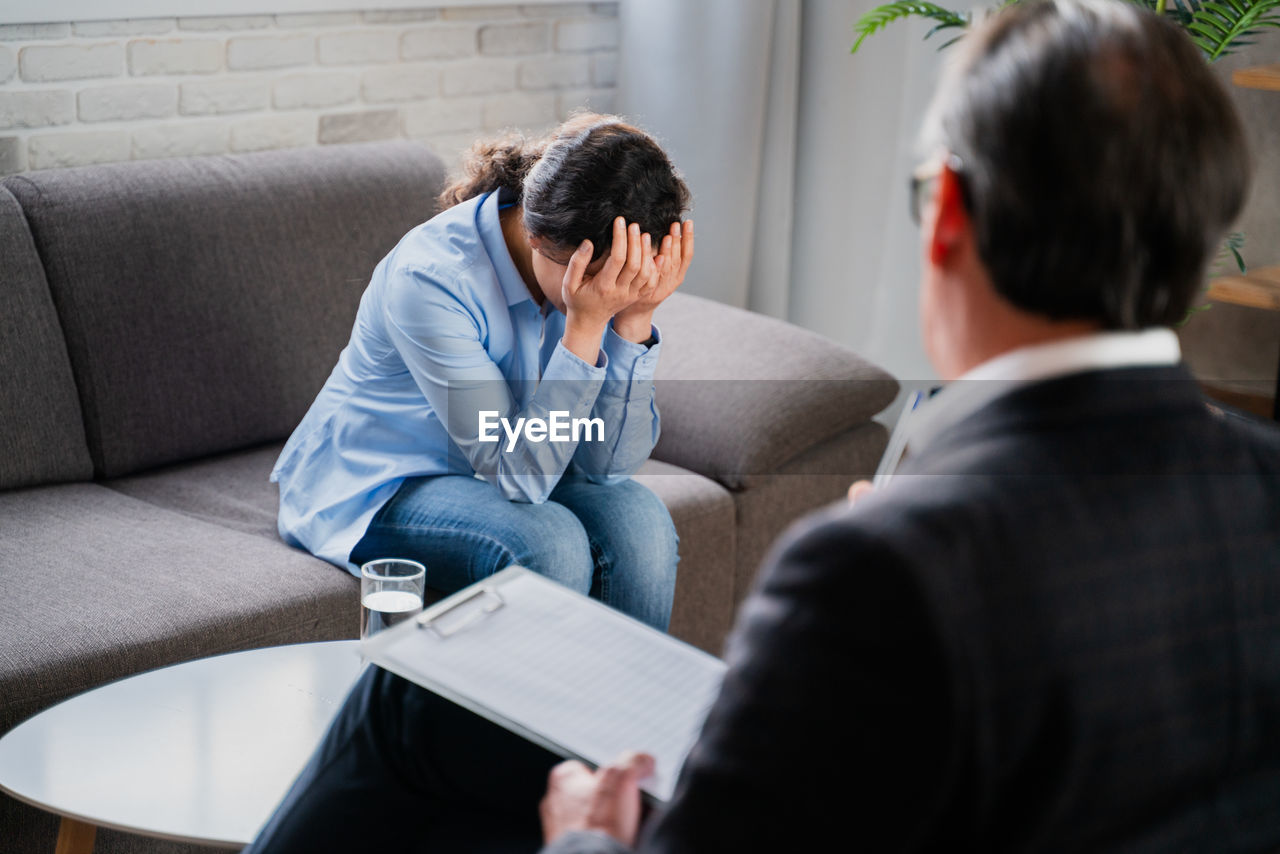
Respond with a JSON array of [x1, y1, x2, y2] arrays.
[[349, 475, 679, 631]]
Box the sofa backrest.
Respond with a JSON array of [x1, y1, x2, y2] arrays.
[[650, 292, 898, 488], [0, 185, 94, 490], [4, 141, 446, 478]]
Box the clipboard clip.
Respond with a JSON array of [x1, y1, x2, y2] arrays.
[[418, 585, 506, 638]]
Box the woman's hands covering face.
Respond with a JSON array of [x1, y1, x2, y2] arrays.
[[561, 216, 695, 329], [630, 219, 694, 314], [561, 217, 653, 327]]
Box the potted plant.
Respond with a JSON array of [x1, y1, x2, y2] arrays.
[[851, 0, 1280, 295], [852, 0, 1280, 60]]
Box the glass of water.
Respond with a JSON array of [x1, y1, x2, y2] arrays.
[[360, 558, 426, 640]]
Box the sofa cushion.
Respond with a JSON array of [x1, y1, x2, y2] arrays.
[[106, 442, 286, 541], [633, 458, 737, 654], [0, 185, 92, 490], [4, 141, 446, 479], [0, 484, 356, 735], [107, 445, 738, 655], [728, 420, 889, 605], [649, 292, 898, 488]]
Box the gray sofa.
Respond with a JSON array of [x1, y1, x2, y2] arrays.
[[0, 140, 896, 853]]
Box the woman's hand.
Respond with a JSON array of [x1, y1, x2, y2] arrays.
[[561, 218, 654, 363], [613, 219, 695, 344], [563, 217, 653, 328]]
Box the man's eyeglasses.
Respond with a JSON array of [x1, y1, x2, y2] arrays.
[[909, 153, 967, 226]]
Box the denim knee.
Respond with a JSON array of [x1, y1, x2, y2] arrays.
[[601, 480, 680, 574], [500, 502, 594, 593]]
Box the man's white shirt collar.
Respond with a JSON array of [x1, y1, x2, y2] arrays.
[[908, 328, 1182, 455]]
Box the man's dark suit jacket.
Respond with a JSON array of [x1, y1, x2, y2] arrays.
[[545, 365, 1280, 853]]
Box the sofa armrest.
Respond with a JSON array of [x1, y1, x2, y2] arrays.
[[650, 293, 898, 488]]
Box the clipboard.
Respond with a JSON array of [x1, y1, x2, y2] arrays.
[[873, 386, 941, 487], [360, 566, 728, 803]]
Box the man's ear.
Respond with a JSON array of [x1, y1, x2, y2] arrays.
[[927, 165, 971, 267]]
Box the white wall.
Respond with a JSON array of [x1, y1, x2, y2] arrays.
[[789, 0, 945, 384], [618, 0, 946, 384], [0, 4, 619, 175], [615, 0, 778, 310]]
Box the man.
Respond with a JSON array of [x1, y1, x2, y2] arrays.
[[245, 0, 1280, 851]]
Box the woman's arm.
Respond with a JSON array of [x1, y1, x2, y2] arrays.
[[384, 266, 605, 504], [571, 325, 661, 484], [573, 221, 693, 483], [381, 221, 665, 504]]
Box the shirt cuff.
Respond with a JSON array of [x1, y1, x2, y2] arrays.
[[545, 337, 608, 381], [603, 322, 661, 385]]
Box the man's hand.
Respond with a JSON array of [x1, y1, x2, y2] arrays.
[[613, 220, 695, 344], [540, 751, 655, 847], [848, 480, 874, 505]]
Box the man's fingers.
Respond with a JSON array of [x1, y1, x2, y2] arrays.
[[549, 759, 593, 785], [595, 765, 626, 799], [616, 751, 656, 777], [593, 752, 653, 803], [847, 480, 875, 505]]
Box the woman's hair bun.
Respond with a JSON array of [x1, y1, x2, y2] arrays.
[[438, 133, 547, 209]]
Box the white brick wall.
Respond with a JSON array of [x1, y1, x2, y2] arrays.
[[479, 22, 550, 56], [0, 4, 618, 177], [28, 129, 131, 169], [226, 35, 314, 71], [273, 72, 361, 109], [0, 90, 74, 129], [78, 83, 176, 122], [179, 78, 270, 115], [0, 47, 15, 84], [128, 39, 223, 75], [361, 63, 441, 103], [316, 30, 400, 65], [401, 24, 478, 60], [20, 44, 123, 82]]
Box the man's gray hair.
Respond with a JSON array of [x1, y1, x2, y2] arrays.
[[918, 0, 1249, 329]]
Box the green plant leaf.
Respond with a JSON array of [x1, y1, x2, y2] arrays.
[[1176, 303, 1214, 327], [849, 0, 1280, 59], [852, 1, 970, 53], [1213, 231, 1248, 275], [1186, 0, 1280, 59]]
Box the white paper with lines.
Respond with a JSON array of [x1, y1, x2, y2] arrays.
[[360, 566, 727, 802]]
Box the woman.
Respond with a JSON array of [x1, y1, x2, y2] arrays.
[[271, 114, 694, 631]]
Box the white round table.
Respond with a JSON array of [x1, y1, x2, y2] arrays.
[[0, 641, 366, 853]]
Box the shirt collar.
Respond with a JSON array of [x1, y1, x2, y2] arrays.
[[909, 328, 1182, 455], [476, 190, 536, 307]]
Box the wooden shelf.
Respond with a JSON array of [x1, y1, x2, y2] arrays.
[[1208, 265, 1280, 311], [1232, 64, 1280, 91], [1201, 382, 1276, 420]]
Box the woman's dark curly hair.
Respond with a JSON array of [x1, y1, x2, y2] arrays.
[[439, 113, 692, 262]]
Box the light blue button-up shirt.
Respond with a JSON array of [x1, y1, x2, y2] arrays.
[[271, 191, 662, 572]]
